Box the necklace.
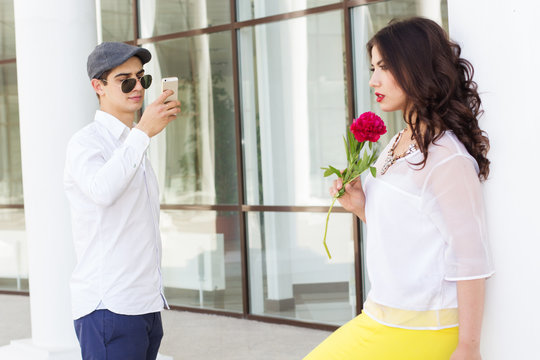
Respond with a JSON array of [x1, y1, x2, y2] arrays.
[[380, 129, 418, 175]]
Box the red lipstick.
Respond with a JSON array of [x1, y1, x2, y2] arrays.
[[375, 93, 385, 103]]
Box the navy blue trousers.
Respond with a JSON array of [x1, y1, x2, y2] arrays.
[[74, 309, 163, 360]]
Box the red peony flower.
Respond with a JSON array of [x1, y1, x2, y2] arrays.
[[321, 111, 386, 259], [350, 111, 387, 143]]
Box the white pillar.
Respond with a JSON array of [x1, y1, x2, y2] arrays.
[[448, 1, 540, 359], [415, 0, 442, 25], [0, 1, 97, 358]]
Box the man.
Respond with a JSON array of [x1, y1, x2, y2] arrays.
[[64, 42, 181, 359]]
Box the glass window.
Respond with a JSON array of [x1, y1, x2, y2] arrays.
[[0, 0, 16, 60], [161, 210, 242, 312], [247, 211, 356, 326], [0, 209, 28, 291], [239, 11, 348, 206], [99, 0, 134, 42], [139, 0, 231, 39], [0, 63, 23, 205], [237, 0, 339, 21], [143, 31, 238, 205]]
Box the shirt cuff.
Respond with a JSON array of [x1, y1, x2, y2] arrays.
[[125, 128, 150, 155]]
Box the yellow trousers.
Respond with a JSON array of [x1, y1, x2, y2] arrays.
[[304, 312, 459, 360]]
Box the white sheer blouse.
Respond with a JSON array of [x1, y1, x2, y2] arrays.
[[362, 130, 494, 330]]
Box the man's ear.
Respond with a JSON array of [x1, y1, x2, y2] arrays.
[[91, 78, 105, 96]]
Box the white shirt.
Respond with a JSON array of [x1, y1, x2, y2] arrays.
[[362, 131, 494, 330], [64, 110, 167, 320]]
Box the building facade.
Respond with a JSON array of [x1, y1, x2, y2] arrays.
[[0, 0, 449, 329], [4, 1, 540, 359]]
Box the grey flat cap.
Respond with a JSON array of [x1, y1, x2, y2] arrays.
[[87, 42, 152, 79]]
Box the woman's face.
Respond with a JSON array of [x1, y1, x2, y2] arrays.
[[369, 45, 407, 113]]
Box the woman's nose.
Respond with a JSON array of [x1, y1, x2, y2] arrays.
[[369, 73, 379, 88]]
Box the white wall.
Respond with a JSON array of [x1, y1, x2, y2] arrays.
[[448, 1, 540, 358]]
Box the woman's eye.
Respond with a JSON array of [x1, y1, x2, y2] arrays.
[[369, 67, 375, 72]]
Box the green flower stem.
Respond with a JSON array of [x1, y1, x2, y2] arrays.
[[323, 173, 362, 260], [323, 194, 338, 259]]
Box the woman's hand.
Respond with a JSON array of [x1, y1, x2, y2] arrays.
[[329, 176, 366, 222], [449, 343, 482, 360], [449, 278, 486, 360]]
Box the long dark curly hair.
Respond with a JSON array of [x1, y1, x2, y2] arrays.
[[367, 17, 490, 180]]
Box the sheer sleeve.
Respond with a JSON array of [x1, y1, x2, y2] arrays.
[[422, 155, 494, 281]]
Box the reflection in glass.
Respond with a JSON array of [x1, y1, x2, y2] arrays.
[[239, 11, 348, 206], [98, 0, 134, 42], [237, 0, 339, 21], [139, 0, 230, 38], [0, 63, 23, 204], [161, 210, 242, 312], [0, 0, 16, 60], [143, 32, 238, 205], [247, 211, 356, 326], [0, 209, 28, 291]]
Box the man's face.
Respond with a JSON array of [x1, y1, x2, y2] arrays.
[[99, 56, 146, 115]]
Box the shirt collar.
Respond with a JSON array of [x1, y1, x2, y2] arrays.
[[94, 110, 130, 141]]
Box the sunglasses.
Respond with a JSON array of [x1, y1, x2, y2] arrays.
[[101, 74, 152, 93]]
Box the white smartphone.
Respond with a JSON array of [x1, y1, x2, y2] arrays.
[[161, 77, 178, 103]]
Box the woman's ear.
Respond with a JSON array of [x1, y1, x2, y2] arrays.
[[91, 78, 105, 97]]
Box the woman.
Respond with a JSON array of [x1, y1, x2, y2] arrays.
[[305, 17, 494, 360]]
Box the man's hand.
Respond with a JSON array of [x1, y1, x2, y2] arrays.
[[136, 90, 181, 137]]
